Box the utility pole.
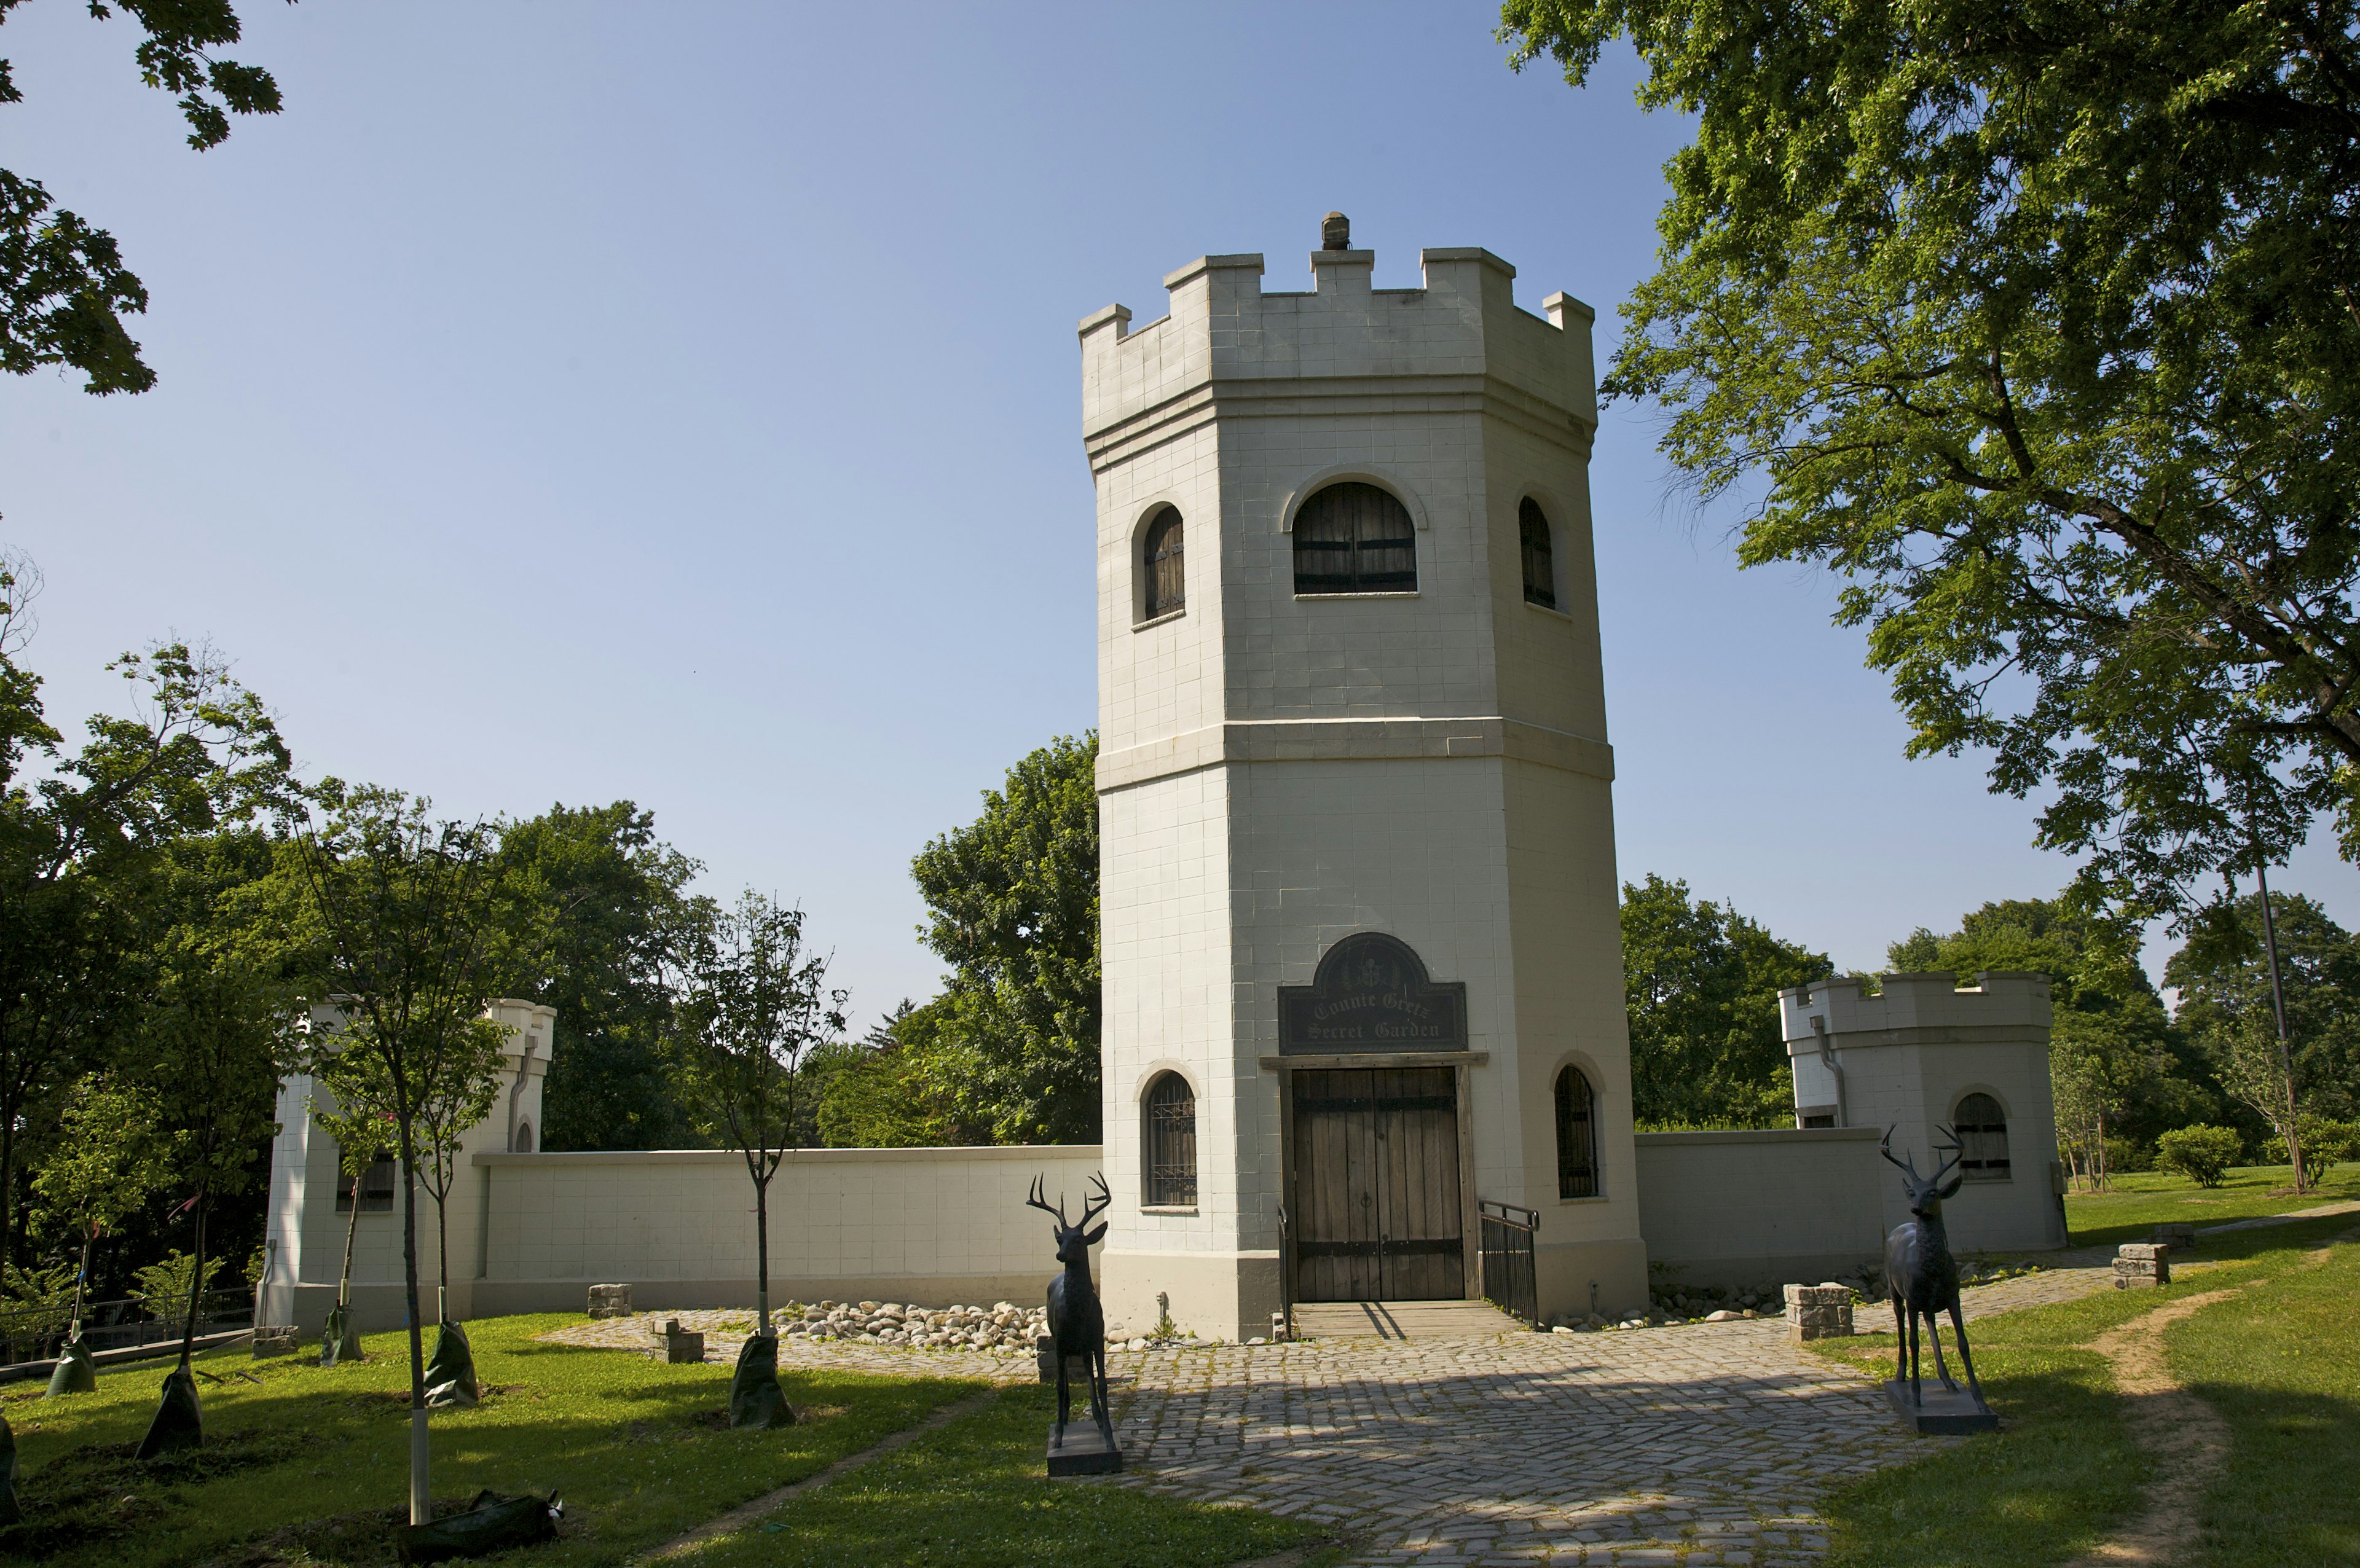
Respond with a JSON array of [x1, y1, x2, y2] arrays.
[[2252, 859, 2306, 1191]]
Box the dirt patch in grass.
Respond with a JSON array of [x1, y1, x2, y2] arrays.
[[0, 1425, 314, 1559], [2064, 1291, 2237, 1567]]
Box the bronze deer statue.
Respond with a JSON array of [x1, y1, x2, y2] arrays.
[[1882, 1127, 1986, 1409], [1027, 1172, 1114, 1450]]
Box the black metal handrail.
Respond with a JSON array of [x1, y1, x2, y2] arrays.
[[0, 1287, 253, 1368], [1276, 1201, 1294, 1341], [1478, 1199, 1540, 1328]]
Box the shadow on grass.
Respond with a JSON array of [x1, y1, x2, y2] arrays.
[[0, 1328, 988, 1568]]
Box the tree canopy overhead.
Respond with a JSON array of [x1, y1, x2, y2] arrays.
[[1, 0, 293, 395], [1501, 0, 2360, 919]]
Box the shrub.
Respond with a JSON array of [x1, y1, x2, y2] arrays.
[[2156, 1124, 2243, 1188], [133, 1250, 225, 1331], [2301, 1117, 2360, 1172]]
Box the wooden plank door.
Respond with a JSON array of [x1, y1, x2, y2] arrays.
[[1291, 1067, 1464, 1303], [1374, 1067, 1465, 1299], [1292, 1070, 1379, 1302]]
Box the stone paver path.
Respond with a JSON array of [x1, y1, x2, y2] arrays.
[[1112, 1321, 1924, 1567]]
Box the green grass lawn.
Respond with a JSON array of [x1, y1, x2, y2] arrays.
[[2173, 1234, 2360, 1566], [1, 1314, 984, 1567], [677, 1382, 1333, 1568], [0, 1317, 1331, 1568], [2059, 1162, 2360, 1251], [1806, 1212, 2360, 1568]]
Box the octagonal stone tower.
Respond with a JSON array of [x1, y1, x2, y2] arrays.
[[1084, 219, 1648, 1341]]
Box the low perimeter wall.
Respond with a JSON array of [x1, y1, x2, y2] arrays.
[[269, 1145, 1104, 1330], [1634, 1128, 1887, 1288]]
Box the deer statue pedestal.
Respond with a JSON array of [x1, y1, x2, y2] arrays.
[[1044, 1422, 1124, 1477], [1029, 1173, 1125, 1478], [1883, 1379, 1999, 1434]]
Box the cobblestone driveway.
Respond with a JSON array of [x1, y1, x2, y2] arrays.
[[1112, 1320, 1921, 1567]]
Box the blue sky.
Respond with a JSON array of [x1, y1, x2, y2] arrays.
[[2, 0, 2346, 1028]]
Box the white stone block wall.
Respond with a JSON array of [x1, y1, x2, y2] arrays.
[[1634, 1129, 1887, 1288]]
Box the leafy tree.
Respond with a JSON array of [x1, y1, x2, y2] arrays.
[[407, 1013, 506, 1321], [30, 1072, 177, 1335], [0, 551, 289, 1285], [495, 802, 701, 1150], [1889, 893, 2200, 1190], [911, 734, 1099, 1143], [666, 891, 844, 1333], [305, 1036, 393, 1358], [2, 0, 291, 394], [1621, 874, 1830, 1127], [132, 911, 299, 1412], [2166, 891, 2360, 1190], [295, 786, 510, 1524], [1500, 0, 2360, 920]]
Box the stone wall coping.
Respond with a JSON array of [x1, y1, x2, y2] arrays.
[[1632, 1127, 1881, 1147], [473, 1145, 1101, 1169]]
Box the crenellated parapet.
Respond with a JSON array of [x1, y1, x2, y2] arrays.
[[1778, 971, 2053, 1049], [1078, 243, 1597, 477]]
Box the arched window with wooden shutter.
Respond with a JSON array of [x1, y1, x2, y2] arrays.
[[1954, 1094, 2010, 1181], [1142, 508, 1185, 619], [1144, 1072, 1198, 1206], [1519, 497, 1557, 609], [1555, 1067, 1597, 1198], [1292, 482, 1417, 594]]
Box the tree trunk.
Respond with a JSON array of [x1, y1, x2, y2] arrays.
[[396, 1116, 429, 1527], [2093, 1107, 2109, 1194], [754, 1172, 771, 1335], [339, 1174, 363, 1309], [70, 1229, 91, 1337], [177, 1196, 208, 1368], [435, 1183, 450, 1326]]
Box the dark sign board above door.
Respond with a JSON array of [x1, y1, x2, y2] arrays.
[[1278, 931, 1468, 1054]]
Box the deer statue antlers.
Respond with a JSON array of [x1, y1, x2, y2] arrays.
[[1026, 1175, 1069, 1224]]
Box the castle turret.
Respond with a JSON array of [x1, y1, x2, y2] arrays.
[[1085, 217, 1646, 1337]]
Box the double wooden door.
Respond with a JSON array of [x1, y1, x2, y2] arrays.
[[1289, 1067, 1465, 1301]]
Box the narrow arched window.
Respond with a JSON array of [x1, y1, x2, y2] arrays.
[[1555, 1067, 1597, 1198], [1143, 508, 1184, 619], [1955, 1094, 2010, 1182], [1144, 1072, 1198, 1206], [513, 1119, 535, 1153], [1519, 498, 1556, 609], [1293, 482, 1417, 594]]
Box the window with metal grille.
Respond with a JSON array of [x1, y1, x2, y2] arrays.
[[1292, 482, 1417, 594], [1555, 1067, 1597, 1198], [1954, 1094, 2010, 1181], [1144, 1072, 1197, 1207], [1143, 508, 1185, 618], [336, 1152, 397, 1213], [1519, 498, 1557, 608]]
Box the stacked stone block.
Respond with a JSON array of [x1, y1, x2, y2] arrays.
[[587, 1282, 632, 1319], [2152, 1223, 2196, 1252], [1785, 1282, 1854, 1343], [2112, 1243, 2170, 1288]]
